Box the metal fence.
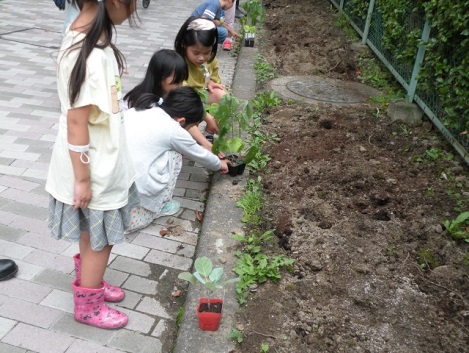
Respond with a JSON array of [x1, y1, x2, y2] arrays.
[[330, 0, 469, 165]]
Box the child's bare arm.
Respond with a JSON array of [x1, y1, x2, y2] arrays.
[[67, 105, 91, 209]]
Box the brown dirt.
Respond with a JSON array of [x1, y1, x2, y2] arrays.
[[231, 0, 469, 352]]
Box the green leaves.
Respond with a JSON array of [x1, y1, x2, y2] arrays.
[[443, 211, 469, 242], [177, 256, 240, 300]]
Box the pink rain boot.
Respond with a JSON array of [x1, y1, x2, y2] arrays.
[[73, 253, 125, 303], [72, 279, 128, 329]]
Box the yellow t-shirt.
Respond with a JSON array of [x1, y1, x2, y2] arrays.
[[45, 31, 136, 210], [183, 58, 221, 90]]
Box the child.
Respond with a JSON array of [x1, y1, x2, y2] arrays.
[[45, 0, 138, 330], [174, 17, 229, 150], [124, 86, 229, 233], [124, 49, 188, 109], [191, 0, 239, 46]]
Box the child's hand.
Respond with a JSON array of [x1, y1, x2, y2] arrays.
[[73, 179, 92, 209], [207, 80, 224, 93], [205, 114, 219, 134], [219, 159, 229, 174]]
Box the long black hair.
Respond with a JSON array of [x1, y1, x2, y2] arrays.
[[174, 16, 218, 64], [124, 49, 188, 109], [66, 0, 139, 105], [159, 86, 205, 126]]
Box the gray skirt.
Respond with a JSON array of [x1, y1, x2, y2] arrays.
[[48, 183, 140, 251]]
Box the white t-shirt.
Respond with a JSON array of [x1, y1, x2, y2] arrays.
[[46, 30, 136, 211], [124, 107, 221, 213]]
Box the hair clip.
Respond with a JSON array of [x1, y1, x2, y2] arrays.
[[188, 18, 216, 31], [157, 98, 164, 106]]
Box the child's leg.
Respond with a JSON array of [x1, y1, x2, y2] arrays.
[[208, 88, 227, 105], [125, 206, 156, 234], [217, 26, 228, 44], [79, 232, 112, 289]]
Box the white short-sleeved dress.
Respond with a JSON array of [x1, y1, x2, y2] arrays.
[[46, 30, 138, 251]]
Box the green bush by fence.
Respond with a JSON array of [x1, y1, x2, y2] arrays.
[[330, 0, 469, 164]]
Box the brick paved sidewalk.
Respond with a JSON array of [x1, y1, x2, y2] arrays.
[[0, 1, 237, 352]]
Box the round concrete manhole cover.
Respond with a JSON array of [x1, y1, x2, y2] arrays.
[[269, 76, 381, 105]]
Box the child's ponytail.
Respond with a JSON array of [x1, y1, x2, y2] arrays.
[[67, 0, 136, 105]]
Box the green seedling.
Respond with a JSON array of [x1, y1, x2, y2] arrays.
[[227, 329, 244, 343], [178, 256, 240, 306], [443, 211, 469, 242]]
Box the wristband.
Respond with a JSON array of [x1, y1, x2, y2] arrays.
[[68, 143, 90, 164]]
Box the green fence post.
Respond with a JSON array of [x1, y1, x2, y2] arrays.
[[406, 21, 431, 103], [361, 0, 375, 45]]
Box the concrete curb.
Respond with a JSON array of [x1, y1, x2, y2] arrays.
[[173, 46, 259, 353]]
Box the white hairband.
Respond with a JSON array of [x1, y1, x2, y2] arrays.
[[188, 18, 216, 31]]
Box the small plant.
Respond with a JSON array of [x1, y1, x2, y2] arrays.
[[244, 25, 256, 34], [418, 247, 439, 270], [176, 305, 184, 327], [251, 90, 282, 110], [234, 252, 294, 304], [242, 0, 265, 26], [236, 177, 263, 224], [209, 95, 258, 165], [443, 211, 469, 242], [178, 256, 240, 305], [227, 329, 244, 344], [260, 343, 270, 352], [253, 55, 276, 86], [233, 229, 275, 254]]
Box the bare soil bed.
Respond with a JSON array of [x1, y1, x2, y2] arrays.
[[231, 0, 469, 352]]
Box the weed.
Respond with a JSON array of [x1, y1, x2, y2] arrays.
[[418, 247, 439, 270], [443, 211, 469, 242], [254, 54, 276, 86], [372, 171, 385, 180], [176, 305, 184, 327], [260, 343, 270, 352], [252, 90, 283, 111], [425, 187, 435, 197], [232, 229, 275, 254], [236, 177, 263, 225], [335, 13, 359, 40], [227, 329, 244, 344], [399, 124, 411, 136], [234, 252, 294, 304]]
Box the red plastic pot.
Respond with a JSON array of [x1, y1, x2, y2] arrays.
[[196, 298, 223, 331]]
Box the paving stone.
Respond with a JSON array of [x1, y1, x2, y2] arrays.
[[65, 339, 128, 353], [33, 268, 75, 292], [132, 233, 196, 258], [51, 315, 117, 345], [145, 249, 193, 271], [151, 319, 168, 338], [2, 323, 75, 353], [40, 289, 73, 313], [17, 232, 69, 253], [108, 329, 162, 353], [110, 242, 150, 260], [122, 275, 158, 296], [109, 256, 152, 277], [0, 224, 26, 242], [0, 278, 52, 304], [0, 317, 17, 340], [136, 297, 170, 319], [0, 239, 34, 259], [0, 297, 63, 329], [2, 202, 47, 220], [23, 249, 74, 274], [0, 342, 27, 353]]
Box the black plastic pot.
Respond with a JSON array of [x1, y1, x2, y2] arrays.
[[244, 33, 255, 47], [227, 155, 246, 177]]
